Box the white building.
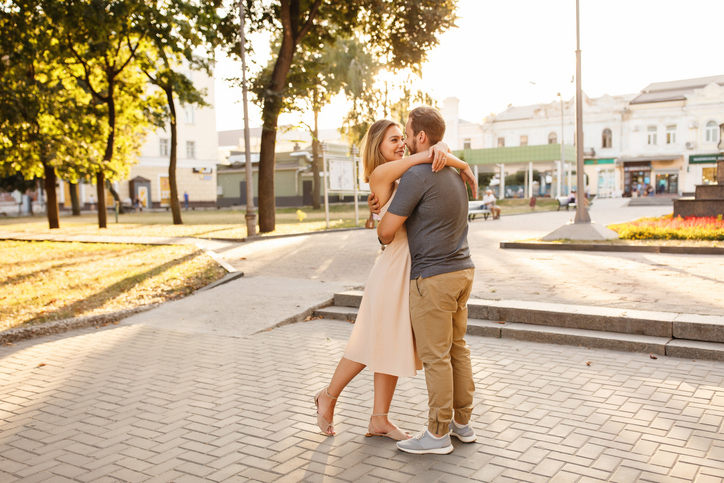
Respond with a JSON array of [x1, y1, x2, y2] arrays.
[[442, 74, 724, 198]]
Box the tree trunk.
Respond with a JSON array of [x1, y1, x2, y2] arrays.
[[311, 105, 321, 210], [96, 172, 107, 228], [97, 83, 116, 229], [69, 182, 81, 216], [106, 179, 123, 214], [166, 86, 182, 225], [42, 160, 59, 229], [257, 28, 297, 233]]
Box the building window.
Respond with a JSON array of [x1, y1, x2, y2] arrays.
[[186, 141, 196, 159], [184, 105, 195, 124], [705, 121, 719, 143], [497, 137, 505, 148], [160, 138, 169, 156], [548, 132, 557, 144], [602, 128, 612, 148], [647, 126, 657, 145], [702, 167, 717, 185], [666, 125, 677, 145], [520, 135, 528, 146], [463, 138, 471, 150]]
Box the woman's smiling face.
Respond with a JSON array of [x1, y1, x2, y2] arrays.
[[378, 125, 406, 163]]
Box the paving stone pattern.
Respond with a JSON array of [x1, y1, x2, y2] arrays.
[[2, 319, 724, 482]]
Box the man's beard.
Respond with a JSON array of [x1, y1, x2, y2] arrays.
[[408, 138, 418, 155]]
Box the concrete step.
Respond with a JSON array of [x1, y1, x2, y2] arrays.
[[628, 197, 675, 206], [331, 290, 724, 342], [322, 292, 724, 361]]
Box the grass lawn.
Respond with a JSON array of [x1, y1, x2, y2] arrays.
[[0, 204, 367, 240], [0, 240, 226, 332], [496, 197, 560, 214]]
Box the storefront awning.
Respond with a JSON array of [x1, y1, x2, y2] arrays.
[[689, 154, 724, 164], [620, 155, 681, 163]]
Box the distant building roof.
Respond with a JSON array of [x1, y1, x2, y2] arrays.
[[492, 104, 542, 122], [630, 75, 724, 104]]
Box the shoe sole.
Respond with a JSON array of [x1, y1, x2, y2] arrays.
[[396, 444, 454, 455], [450, 431, 477, 443]]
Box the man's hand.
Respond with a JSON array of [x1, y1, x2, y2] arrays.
[[429, 141, 450, 172], [367, 192, 381, 215], [460, 167, 478, 200]]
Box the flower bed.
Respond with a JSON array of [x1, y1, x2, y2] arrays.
[[609, 214, 724, 240]]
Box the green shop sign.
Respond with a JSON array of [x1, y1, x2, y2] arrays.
[[689, 154, 724, 164], [583, 158, 615, 165]]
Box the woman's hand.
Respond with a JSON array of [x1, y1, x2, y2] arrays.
[[460, 167, 478, 199], [428, 141, 450, 172]]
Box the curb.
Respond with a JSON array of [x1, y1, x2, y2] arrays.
[[321, 291, 724, 361], [500, 241, 724, 255], [253, 297, 335, 335], [0, 305, 159, 345]]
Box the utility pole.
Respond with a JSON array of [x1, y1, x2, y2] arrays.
[[558, 92, 564, 198], [239, 0, 257, 237], [573, 0, 590, 223]]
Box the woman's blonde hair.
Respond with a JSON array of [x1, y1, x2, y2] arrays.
[[360, 119, 402, 182]]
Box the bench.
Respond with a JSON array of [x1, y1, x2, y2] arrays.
[[557, 196, 594, 211], [556, 197, 576, 211], [468, 201, 492, 221]]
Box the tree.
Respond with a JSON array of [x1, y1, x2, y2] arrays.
[[226, 0, 458, 233], [135, 0, 221, 224], [253, 35, 360, 209], [0, 0, 78, 228], [44, 0, 155, 229]]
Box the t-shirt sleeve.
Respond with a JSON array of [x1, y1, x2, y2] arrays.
[[388, 170, 424, 217]]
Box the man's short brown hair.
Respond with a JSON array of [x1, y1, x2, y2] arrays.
[[408, 106, 446, 145]]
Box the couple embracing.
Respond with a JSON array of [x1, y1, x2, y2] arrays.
[[314, 106, 478, 455]]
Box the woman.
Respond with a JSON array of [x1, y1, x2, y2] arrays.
[[314, 119, 474, 440]]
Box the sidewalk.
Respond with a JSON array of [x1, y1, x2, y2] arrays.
[[2, 315, 723, 482], [2, 203, 724, 481]]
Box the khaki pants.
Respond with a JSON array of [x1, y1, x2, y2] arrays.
[[409, 268, 475, 435]]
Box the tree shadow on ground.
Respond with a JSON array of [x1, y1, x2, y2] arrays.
[[17, 252, 200, 327]]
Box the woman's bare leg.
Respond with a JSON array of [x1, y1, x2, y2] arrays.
[[369, 373, 405, 434], [317, 357, 365, 434]]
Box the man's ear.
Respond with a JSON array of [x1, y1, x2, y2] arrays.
[[418, 131, 427, 145]]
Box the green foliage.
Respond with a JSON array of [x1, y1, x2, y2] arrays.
[[223, 0, 458, 232], [505, 169, 542, 186], [0, 173, 37, 194]]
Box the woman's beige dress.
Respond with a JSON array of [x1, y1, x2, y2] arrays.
[[343, 187, 423, 378]]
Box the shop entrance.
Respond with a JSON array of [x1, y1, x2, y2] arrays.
[[655, 173, 679, 194], [623, 162, 651, 197]]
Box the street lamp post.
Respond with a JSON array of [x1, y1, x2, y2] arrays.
[[558, 92, 564, 198], [573, 0, 590, 223], [541, 0, 617, 241], [239, 1, 257, 237]]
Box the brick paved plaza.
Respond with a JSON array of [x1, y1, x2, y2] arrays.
[[2, 318, 724, 482]]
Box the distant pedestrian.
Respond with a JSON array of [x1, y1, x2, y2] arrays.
[[89, 194, 95, 211], [184, 191, 189, 210], [529, 194, 537, 211]]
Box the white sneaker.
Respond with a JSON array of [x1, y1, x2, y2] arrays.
[[449, 420, 477, 443], [396, 430, 454, 455]]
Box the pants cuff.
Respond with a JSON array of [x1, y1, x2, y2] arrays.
[[428, 420, 450, 436]]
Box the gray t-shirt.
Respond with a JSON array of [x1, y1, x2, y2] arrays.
[[388, 165, 474, 279]]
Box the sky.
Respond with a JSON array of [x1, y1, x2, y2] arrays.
[[214, 0, 724, 132]]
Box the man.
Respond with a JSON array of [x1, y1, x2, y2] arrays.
[[377, 106, 477, 455], [482, 189, 501, 219]]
